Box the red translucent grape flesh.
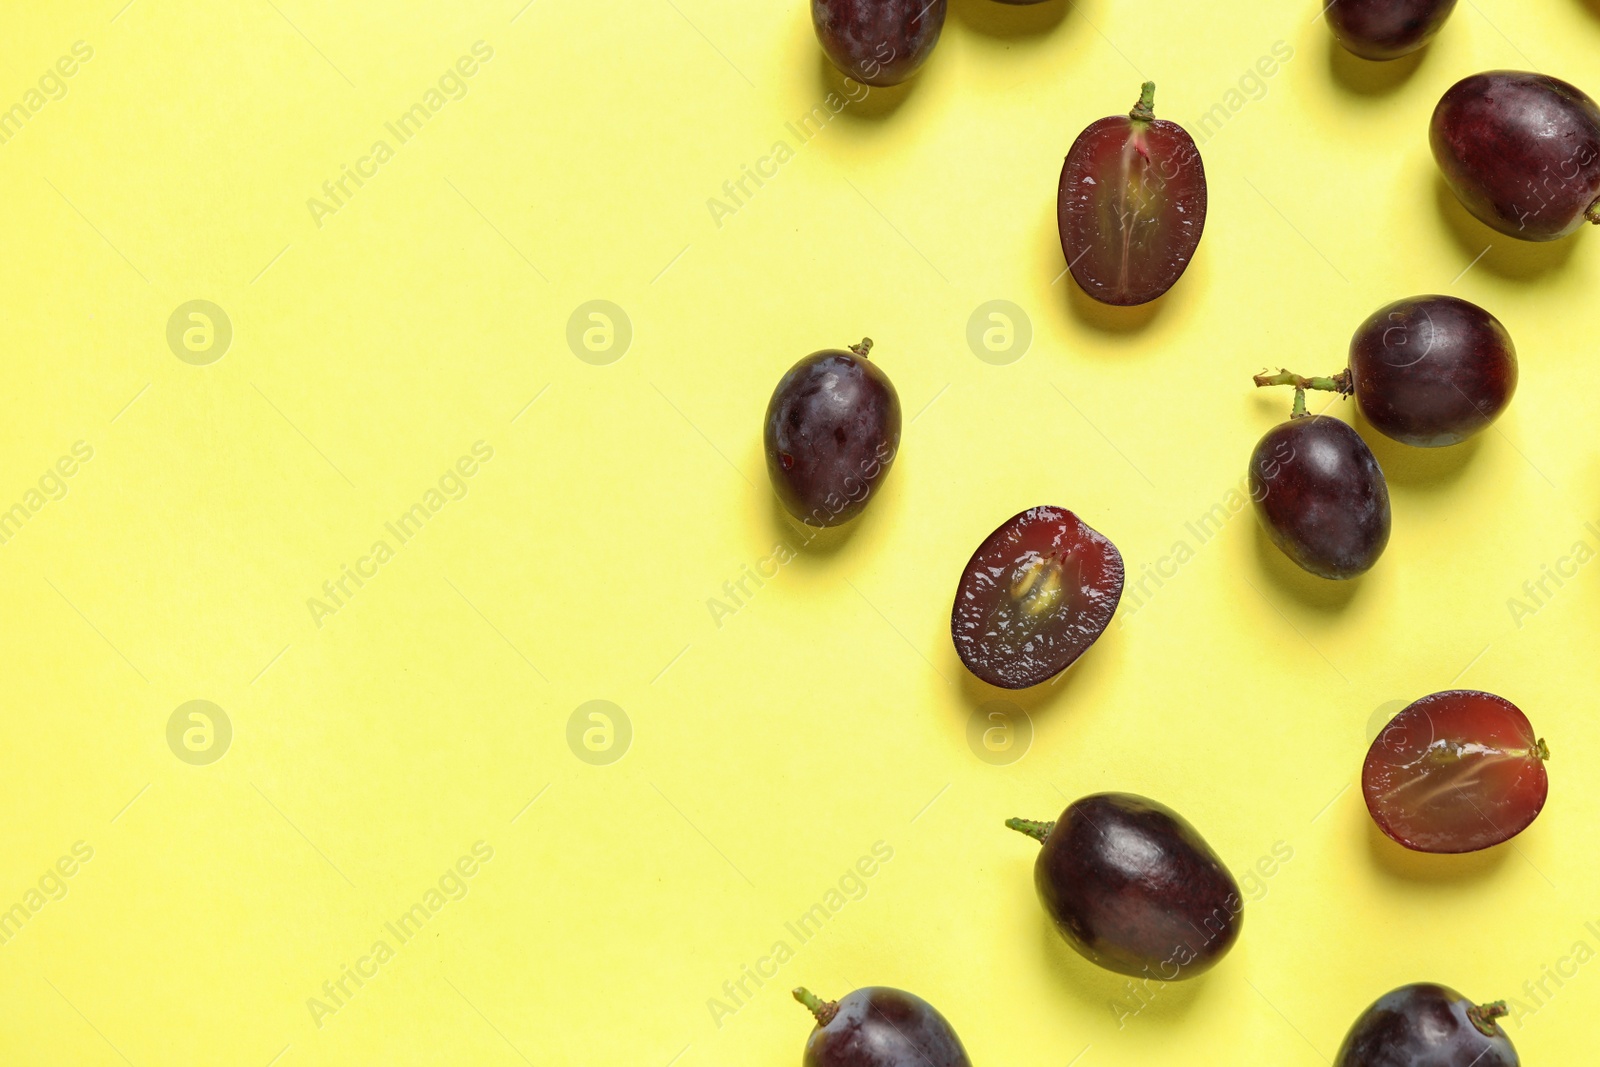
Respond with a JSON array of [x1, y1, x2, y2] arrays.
[[951, 507, 1123, 689], [1058, 82, 1207, 306], [1363, 690, 1549, 854]]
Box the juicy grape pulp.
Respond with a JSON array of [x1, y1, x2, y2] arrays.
[[951, 507, 1123, 689], [1058, 84, 1207, 306], [1363, 690, 1549, 854]]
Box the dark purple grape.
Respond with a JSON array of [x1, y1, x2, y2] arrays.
[[1432, 70, 1600, 241], [1007, 793, 1242, 980], [764, 339, 901, 528], [811, 0, 946, 87], [1058, 82, 1207, 306], [794, 987, 971, 1067], [1247, 403, 1391, 580], [951, 507, 1123, 689], [1325, 0, 1458, 60], [1260, 296, 1517, 449], [1335, 983, 1518, 1066], [1349, 295, 1516, 446]]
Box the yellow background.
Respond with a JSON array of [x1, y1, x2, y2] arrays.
[[1, 0, 1596, 1063]]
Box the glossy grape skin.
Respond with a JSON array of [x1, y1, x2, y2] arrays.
[[1364, 691, 1548, 854], [1058, 84, 1206, 306], [1335, 983, 1518, 1067], [811, 0, 946, 87], [1249, 416, 1390, 580], [764, 342, 901, 528], [1349, 295, 1516, 447], [1325, 0, 1458, 60], [1431, 71, 1600, 241], [797, 987, 971, 1067], [951, 507, 1123, 689], [1010, 794, 1242, 980]]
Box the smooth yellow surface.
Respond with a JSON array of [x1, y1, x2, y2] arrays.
[[1, 1, 1597, 1064]]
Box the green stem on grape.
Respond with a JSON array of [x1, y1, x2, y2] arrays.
[[1467, 1000, 1508, 1037], [1005, 817, 1055, 843], [793, 988, 839, 1027], [849, 338, 874, 359], [1536, 737, 1550, 761], [1587, 198, 1600, 226], [1252, 368, 1353, 395], [1130, 81, 1156, 123], [1254, 368, 1352, 419]]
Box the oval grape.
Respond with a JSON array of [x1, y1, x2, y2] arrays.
[[811, 0, 946, 87], [1326, 0, 1459, 61], [1431, 70, 1600, 241], [1335, 983, 1518, 1067], [1058, 82, 1207, 306], [764, 339, 901, 528], [794, 986, 971, 1067], [1249, 415, 1391, 580], [1364, 690, 1549, 854], [951, 507, 1123, 689], [1007, 793, 1242, 980], [1349, 295, 1516, 447]]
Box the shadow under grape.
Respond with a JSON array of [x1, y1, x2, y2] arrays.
[[949, 0, 1071, 39], [1325, 34, 1428, 98], [1433, 172, 1581, 281]]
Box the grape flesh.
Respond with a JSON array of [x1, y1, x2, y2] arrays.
[[1349, 295, 1516, 447], [811, 0, 946, 87], [764, 340, 901, 528], [1325, 0, 1459, 60], [1431, 70, 1600, 241], [795, 987, 971, 1067], [1363, 690, 1549, 854], [1058, 83, 1207, 306], [951, 507, 1123, 689], [1008, 794, 1242, 980], [1249, 415, 1390, 580], [1335, 983, 1518, 1066]]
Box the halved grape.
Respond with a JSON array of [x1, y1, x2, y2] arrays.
[[1363, 690, 1549, 854], [951, 507, 1123, 689], [1058, 82, 1207, 306]]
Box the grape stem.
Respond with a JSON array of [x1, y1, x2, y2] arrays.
[[1467, 1000, 1508, 1037], [1005, 817, 1055, 843], [1253, 368, 1353, 395], [1535, 737, 1550, 761], [1587, 198, 1600, 225], [849, 338, 874, 359], [793, 987, 839, 1027], [1254, 368, 1352, 419], [1130, 81, 1156, 122]]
